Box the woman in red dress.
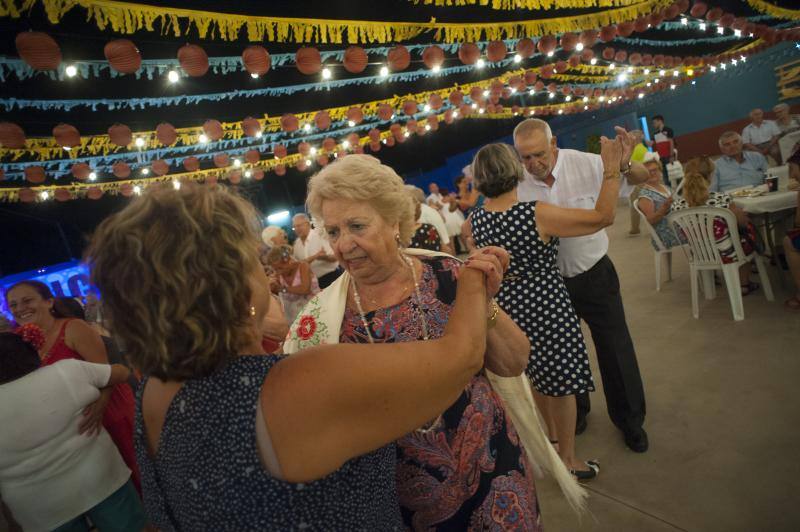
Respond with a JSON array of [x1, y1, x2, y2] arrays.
[[4, 280, 140, 491]]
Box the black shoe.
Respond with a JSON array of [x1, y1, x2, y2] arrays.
[[624, 427, 649, 453], [570, 460, 600, 482], [575, 416, 588, 435]]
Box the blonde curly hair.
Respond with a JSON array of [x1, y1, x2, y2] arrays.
[[86, 183, 262, 380], [305, 154, 415, 245]]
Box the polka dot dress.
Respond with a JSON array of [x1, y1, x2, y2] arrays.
[[471, 201, 595, 397], [135, 355, 402, 531]]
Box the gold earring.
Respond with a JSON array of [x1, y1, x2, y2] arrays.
[[249, 306, 256, 317]]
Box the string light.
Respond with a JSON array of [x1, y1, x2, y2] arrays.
[[644, 68, 650, 75], [233, 158, 241, 167], [590, 58, 598, 65], [303, 123, 312, 132], [513, 54, 522, 63], [654, 77, 660, 83], [731, 58, 738, 66], [717, 26, 724, 35], [347, 120, 356, 127], [310, 147, 317, 155], [627, 66, 633, 73], [255, 131, 263, 138], [478, 108, 485, 114], [141, 168, 149, 175], [740, 55, 746, 62], [425, 124, 431, 131], [342, 140, 350, 149], [173, 180, 181, 190], [670, 83, 676, 90], [483, 89, 490, 97], [584, 105, 589, 110], [617, 73, 627, 82], [680, 17, 688, 25], [646, 82, 652, 87], [382, 138, 387, 144], [699, 22, 706, 31], [673, 70, 679, 77], [424, 104, 431, 112], [599, 95, 606, 102], [305, 159, 312, 166], [198, 134, 209, 143], [432, 64, 441, 73], [245, 170, 252, 178], [65, 65, 77, 77], [609, 63, 615, 70], [638, 93, 645, 99], [710, 65, 717, 72], [40, 191, 49, 200], [734, 29, 742, 37], [404, 131, 411, 137], [575, 42, 584, 52], [135, 137, 145, 148], [133, 185, 141, 195], [250, 73, 259, 79], [63, 146, 72, 152], [529, 88, 535, 95], [659, 69, 666, 76], [321, 67, 332, 80], [546, 51, 554, 57], [452, 110, 459, 117], [510, 87, 516, 94], [167, 70, 179, 83], [565, 95, 572, 102], [88, 172, 97, 181], [687, 68, 694, 76], [548, 92, 555, 99], [720, 63, 727, 70], [582, 96, 588, 102], [558, 109, 564, 114], [471, 103, 478, 109], [379, 65, 389, 77], [476, 58, 486, 68]]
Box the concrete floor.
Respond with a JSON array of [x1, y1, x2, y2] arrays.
[[538, 211, 800, 531]]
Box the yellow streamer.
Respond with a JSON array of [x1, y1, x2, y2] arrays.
[[745, 0, 800, 20], [5, 0, 675, 43], [407, 0, 643, 10]]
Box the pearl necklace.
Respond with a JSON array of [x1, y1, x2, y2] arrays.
[[350, 253, 429, 343]]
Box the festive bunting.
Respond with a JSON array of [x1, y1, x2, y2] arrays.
[[745, 1, 800, 21], [405, 0, 648, 9]]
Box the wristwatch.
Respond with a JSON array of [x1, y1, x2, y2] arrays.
[[620, 161, 632, 178]]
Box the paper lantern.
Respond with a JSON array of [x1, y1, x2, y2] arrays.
[[369, 141, 381, 152], [242, 116, 261, 137], [253, 168, 265, 181], [732, 17, 747, 31], [156, 123, 177, 146], [490, 93, 501, 105], [718, 13, 735, 28], [524, 70, 537, 85], [242, 45, 271, 75], [402, 100, 418, 115], [385, 136, 395, 147], [314, 110, 331, 130], [25, 166, 46, 184], [274, 164, 286, 176], [388, 45, 411, 71], [87, 187, 103, 200], [19, 188, 36, 203], [322, 138, 336, 151], [559, 33, 578, 52], [444, 109, 455, 124], [343, 46, 368, 73], [665, 3, 681, 19], [0, 122, 26, 149], [295, 47, 322, 75], [53, 124, 80, 148], [486, 41, 507, 62], [178, 44, 209, 77], [317, 155, 329, 167], [534, 80, 545, 91], [229, 171, 242, 184], [540, 64, 555, 78], [507, 75, 523, 90], [203, 119, 224, 140], [629, 52, 642, 66], [642, 53, 653, 66], [296, 159, 308, 172], [183, 156, 200, 172], [71, 162, 91, 180], [515, 38, 535, 58], [458, 103, 472, 117], [15, 32, 61, 71], [617, 21, 635, 37], [55, 189, 71, 202], [346, 133, 360, 147], [677, 0, 690, 12], [580, 30, 598, 48], [113, 162, 131, 178], [469, 86, 484, 102], [458, 43, 480, 65], [273, 144, 287, 158], [555, 60, 568, 73], [346, 107, 364, 124], [602, 47, 616, 60], [213, 153, 230, 168], [406, 120, 418, 133], [568, 55, 581, 68], [120, 183, 134, 197], [690, 1, 707, 18], [245, 149, 260, 164], [377, 103, 394, 120], [427, 115, 439, 131], [537, 35, 557, 54], [429, 93, 443, 110], [634, 16, 649, 33], [280, 113, 299, 132], [614, 50, 628, 63], [298, 142, 311, 156], [422, 45, 445, 69], [663, 56, 675, 68], [368, 128, 381, 143], [705, 7, 723, 22], [107, 124, 132, 147], [152, 160, 169, 175], [104, 39, 141, 74], [206, 176, 218, 187], [547, 83, 557, 93], [599, 25, 618, 42], [650, 10, 665, 27]]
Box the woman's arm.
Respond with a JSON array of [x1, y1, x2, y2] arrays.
[[728, 203, 750, 227], [484, 308, 529, 377], [637, 196, 674, 226], [107, 364, 131, 387], [284, 263, 313, 295], [457, 191, 477, 210], [261, 269, 488, 483]]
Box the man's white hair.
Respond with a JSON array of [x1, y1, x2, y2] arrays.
[[774, 103, 790, 112], [292, 212, 310, 222], [513, 118, 553, 143], [718, 130, 741, 147]]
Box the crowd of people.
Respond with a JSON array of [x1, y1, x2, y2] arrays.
[[2, 107, 799, 530]]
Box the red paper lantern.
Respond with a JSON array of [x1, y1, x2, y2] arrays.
[[458, 43, 480, 65], [427, 115, 439, 131], [524, 70, 538, 85], [706, 7, 723, 22], [385, 135, 395, 147], [634, 16, 649, 33], [87, 186, 103, 200], [0, 122, 26, 149], [540, 64, 555, 78], [486, 41, 507, 62], [119, 183, 134, 197], [617, 21, 635, 37], [54, 188, 71, 202], [296, 160, 308, 172], [104, 39, 141, 74], [71, 162, 90, 180], [516, 38, 535, 58], [653, 54, 665, 66], [343, 46, 368, 74], [242, 117, 261, 137], [19, 188, 36, 203], [295, 47, 322, 75], [156, 123, 177, 146], [213, 153, 230, 168], [403, 100, 418, 115], [444, 109, 455, 124], [242, 45, 271, 75], [15, 32, 61, 71], [368, 128, 381, 143], [602, 47, 616, 60], [274, 164, 286, 176], [25, 166, 46, 184], [677, 0, 690, 12], [298, 142, 311, 156], [245, 149, 260, 164], [229, 171, 241, 184], [317, 154, 329, 166], [314, 110, 331, 130], [346, 107, 364, 124], [690, 1, 707, 18], [367, 141, 380, 152], [347, 133, 360, 146], [273, 144, 287, 158], [580, 30, 598, 48], [629, 52, 642, 66], [377, 103, 394, 120], [663, 56, 675, 68], [599, 25, 618, 42], [547, 82, 557, 93], [501, 87, 512, 99], [390, 123, 402, 135], [537, 35, 557, 54], [422, 45, 445, 69], [280, 114, 299, 132], [203, 119, 224, 140], [665, 3, 681, 19], [253, 168, 265, 180], [107, 124, 132, 147], [152, 160, 169, 175], [534, 80, 545, 91], [388, 45, 411, 71], [580, 48, 594, 62], [112, 162, 131, 178], [561, 85, 572, 96], [322, 138, 336, 151], [459, 104, 472, 117], [558, 33, 578, 52], [555, 60, 568, 73], [719, 13, 735, 28], [568, 55, 581, 68], [614, 50, 628, 63], [183, 157, 200, 171], [470, 86, 483, 102], [406, 120, 418, 133], [429, 93, 443, 110], [53, 124, 80, 148], [178, 44, 209, 77], [642, 53, 653, 66]]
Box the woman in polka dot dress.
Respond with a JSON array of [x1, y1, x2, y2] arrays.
[[469, 140, 624, 480]]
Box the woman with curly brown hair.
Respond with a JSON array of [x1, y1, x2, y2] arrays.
[[86, 182, 499, 530]]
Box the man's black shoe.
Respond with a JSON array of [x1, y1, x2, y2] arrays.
[[624, 427, 649, 453]]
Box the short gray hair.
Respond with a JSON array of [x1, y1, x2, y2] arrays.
[[404, 184, 426, 205], [513, 118, 553, 143], [774, 103, 790, 113], [471, 143, 524, 198], [261, 225, 284, 245], [718, 131, 741, 147], [292, 213, 309, 223]]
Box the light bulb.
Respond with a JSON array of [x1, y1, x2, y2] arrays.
[[390, 114, 395, 119], [558, 109, 564, 114], [510, 87, 516, 93], [740, 55, 746, 62], [424, 104, 431, 112], [198, 134, 209, 143], [40, 191, 49, 200], [699, 22, 706, 31], [582, 96, 589, 102], [63, 146, 72, 151], [734, 29, 742, 37], [135, 137, 145, 148], [627, 66, 633, 73], [347, 120, 356, 127], [255, 131, 263, 138], [478, 108, 485, 114], [565, 95, 572, 102], [681, 17, 688, 25], [646, 82, 652, 87], [380, 65, 389, 76], [599, 96, 606, 102], [721, 63, 727, 70], [644, 68, 650, 75], [609, 63, 616, 70], [425, 124, 431, 131], [546, 51, 554, 57], [404, 131, 410, 137], [133, 185, 141, 195], [576, 42, 584, 52], [65, 65, 77, 77], [673, 70, 679, 77], [654, 77, 660, 83], [483, 90, 490, 97], [453, 110, 459, 117], [717, 26, 724, 35], [305, 159, 311, 166], [476, 58, 485, 68], [529, 88, 535, 95], [432, 64, 441, 73], [141, 168, 149, 175], [321, 67, 332, 79], [342, 140, 350, 149], [233, 159, 241, 167], [303, 123, 312, 132], [670, 84, 676, 90], [167, 70, 179, 83], [251, 73, 259, 79], [584, 105, 589, 110], [245, 170, 252, 178], [638, 93, 644, 99], [548, 92, 555, 99], [659, 69, 666, 76], [513, 54, 522, 63], [617, 73, 627, 82], [687, 68, 694, 76], [382, 138, 387, 144], [529, 109, 535, 115], [471, 103, 478, 109], [310, 147, 317, 155], [590, 58, 597, 65], [173, 180, 181, 190], [88, 172, 97, 181]]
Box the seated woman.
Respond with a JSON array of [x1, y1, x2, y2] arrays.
[[784, 191, 800, 311], [672, 171, 762, 295], [283, 154, 558, 529], [86, 182, 496, 530], [636, 155, 680, 249], [0, 325, 145, 532], [408, 189, 443, 252], [266, 244, 320, 323]]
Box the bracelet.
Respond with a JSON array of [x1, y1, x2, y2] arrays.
[[487, 300, 499, 329], [620, 161, 632, 177]]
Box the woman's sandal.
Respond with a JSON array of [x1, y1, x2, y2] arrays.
[[740, 282, 760, 296], [785, 296, 800, 312], [570, 460, 600, 482]]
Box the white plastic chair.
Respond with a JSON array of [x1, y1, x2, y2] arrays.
[[667, 207, 774, 321], [633, 197, 678, 291]]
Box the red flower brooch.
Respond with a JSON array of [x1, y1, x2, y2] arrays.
[[297, 315, 317, 341], [14, 323, 45, 351]]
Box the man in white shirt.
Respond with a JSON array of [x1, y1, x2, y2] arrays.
[[742, 108, 781, 163], [409, 185, 454, 255], [291, 213, 342, 289], [514, 118, 651, 453], [426, 183, 445, 211]]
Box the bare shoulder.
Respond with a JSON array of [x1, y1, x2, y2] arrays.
[[65, 318, 97, 339]]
